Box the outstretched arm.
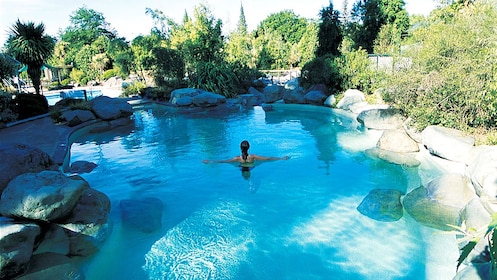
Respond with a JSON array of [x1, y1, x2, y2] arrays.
[[202, 157, 239, 164], [251, 155, 290, 161]]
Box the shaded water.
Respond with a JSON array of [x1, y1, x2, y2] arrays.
[[69, 104, 457, 279]]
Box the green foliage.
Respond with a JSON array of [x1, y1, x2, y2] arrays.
[[102, 69, 117, 80], [14, 93, 49, 120], [188, 61, 240, 98], [383, 2, 497, 131], [122, 81, 146, 97], [0, 54, 18, 89], [316, 3, 343, 57], [336, 49, 378, 93], [300, 55, 341, 94], [0, 92, 17, 123], [69, 68, 85, 85], [6, 20, 55, 94], [151, 47, 184, 87]]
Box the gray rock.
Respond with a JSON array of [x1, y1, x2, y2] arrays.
[[376, 129, 420, 153], [69, 160, 97, 174], [33, 224, 70, 256], [403, 174, 477, 230], [0, 219, 40, 279], [192, 91, 226, 107], [466, 145, 497, 212], [61, 109, 96, 127], [120, 197, 163, 233], [365, 147, 420, 167], [58, 186, 112, 256], [169, 88, 200, 104], [284, 78, 299, 90], [239, 93, 263, 107], [283, 87, 305, 104], [453, 262, 492, 280], [357, 189, 404, 222], [175, 96, 193, 106], [336, 89, 365, 110], [421, 125, 475, 163], [263, 85, 284, 103], [324, 94, 336, 107], [0, 171, 88, 222], [15, 253, 84, 280], [357, 108, 405, 130], [89, 96, 133, 120], [0, 143, 58, 194], [304, 90, 327, 105]]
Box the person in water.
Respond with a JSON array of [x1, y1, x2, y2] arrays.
[[202, 140, 289, 165]]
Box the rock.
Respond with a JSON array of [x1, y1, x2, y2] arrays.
[[365, 147, 420, 167], [175, 96, 193, 106], [0, 219, 40, 279], [324, 94, 336, 107], [283, 87, 305, 104], [357, 108, 405, 130], [336, 89, 365, 110], [357, 189, 404, 222], [61, 109, 96, 127], [376, 129, 420, 153], [421, 125, 475, 163], [453, 262, 492, 280], [263, 85, 284, 103], [169, 88, 200, 104], [15, 253, 84, 280], [192, 91, 226, 107], [403, 174, 477, 230], [284, 78, 300, 90], [89, 96, 133, 120], [466, 145, 497, 211], [58, 186, 112, 256], [33, 224, 70, 256], [120, 197, 163, 233], [0, 171, 88, 222], [0, 143, 58, 194], [69, 161, 97, 174], [304, 90, 327, 105], [239, 93, 263, 107]]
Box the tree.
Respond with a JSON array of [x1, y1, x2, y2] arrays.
[[316, 2, 343, 57], [0, 53, 18, 90], [348, 0, 409, 53], [6, 20, 55, 94], [237, 4, 248, 35]]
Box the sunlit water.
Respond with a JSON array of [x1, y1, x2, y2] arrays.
[[68, 103, 458, 279]]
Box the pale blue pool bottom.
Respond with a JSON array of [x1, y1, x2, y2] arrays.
[[69, 104, 458, 279]]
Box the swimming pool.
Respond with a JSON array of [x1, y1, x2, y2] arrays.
[[69, 103, 458, 279]]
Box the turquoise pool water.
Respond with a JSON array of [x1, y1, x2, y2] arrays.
[[69, 104, 457, 279]]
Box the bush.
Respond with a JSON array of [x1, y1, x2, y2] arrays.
[[188, 62, 241, 98], [14, 93, 49, 120], [300, 55, 341, 94], [102, 69, 117, 80], [122, 81, 146, 97], [336, 49, 381, 94]]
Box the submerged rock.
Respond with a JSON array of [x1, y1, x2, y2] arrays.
[[365, 147, 420, 167], [357, 189, 404, 222], [120, 197, 163, 233], [69, 160, 97, 174], [15, 252, 84, 280]]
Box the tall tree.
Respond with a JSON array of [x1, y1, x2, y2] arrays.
[[316, 2, 343, 57], [237, 3, 248, 35], [6, 20, 55, 94]]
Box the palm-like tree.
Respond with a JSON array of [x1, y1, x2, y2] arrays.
[[7, 20, 55, 94]]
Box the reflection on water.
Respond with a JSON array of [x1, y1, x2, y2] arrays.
[[69, 104, 456, 280]]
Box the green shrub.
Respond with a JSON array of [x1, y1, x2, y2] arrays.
[[69, 69, 85, 85], [300, 55, 341, 94], [336, 49, 381, 94], [122, 81, 146, 97], [14, 93, 49, 120], [188, 62, 240, 98], [102, 69, 117, 80]]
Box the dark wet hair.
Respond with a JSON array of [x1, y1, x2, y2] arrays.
[[240, 140, 250, 161]]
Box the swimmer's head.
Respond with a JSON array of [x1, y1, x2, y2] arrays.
[[240, 140, 250, 160]]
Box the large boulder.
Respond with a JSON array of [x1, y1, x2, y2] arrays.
[[336, 89, 365, 110], [0, 171, 88, 222], [61, 109, 96, 127], [58, 186, 112, 256], [69, 160, 98, 174], [263, 85, 284, 103], [33, 224, 70, 256], [15, 253, 84, 280], [283, 87, 305, 104], [0, 219, 40, 279], [192, 91, 226, 107], [403, 174, 477, 230], [421, 125, 475, 163], [357, 189, 404, 222], [304, 90, 327, 105], [357, 108, 405, 130], [0, 143, 58, 194], [466, 145, 497, 212], [89, 96, 133, 120], [120, 197, 163, 233], [376, 129, 420, 153], [365, 147, 420, 167]]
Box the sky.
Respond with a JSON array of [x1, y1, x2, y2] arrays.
[[0, 0, 438, 47]]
